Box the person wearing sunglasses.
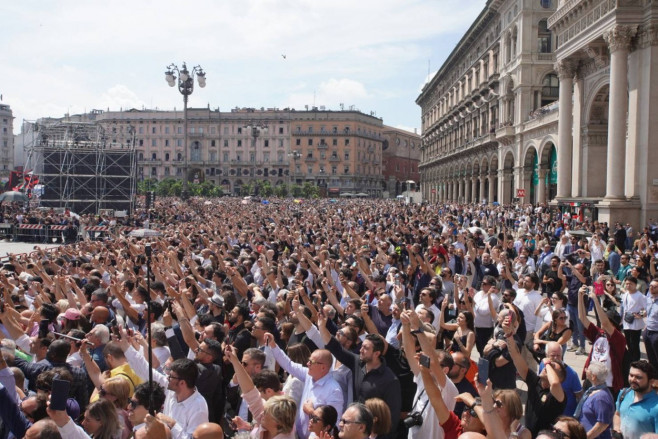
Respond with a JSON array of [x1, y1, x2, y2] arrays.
[[337, 403, 373, 439], [126, 382, 166, 435], [308, 404, 339, 439]]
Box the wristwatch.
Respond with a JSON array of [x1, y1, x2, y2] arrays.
[[410, 328, 423, 335]]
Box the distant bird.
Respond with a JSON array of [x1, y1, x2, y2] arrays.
[[281, 54, 287, 59]]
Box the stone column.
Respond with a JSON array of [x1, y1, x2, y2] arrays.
[[479, 176, 486, 203], [603, 25, 636, 199], [555, 60, 575, 198], [488, 173, 495, 204], [465, 176, 472, 203], [471, 175, 478, 203], [537, 168, 548, 204]]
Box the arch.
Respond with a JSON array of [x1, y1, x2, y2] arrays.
[[581, 83, 610, 198]]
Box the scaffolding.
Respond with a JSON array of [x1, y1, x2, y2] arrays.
[[23, 121, 136, 215]]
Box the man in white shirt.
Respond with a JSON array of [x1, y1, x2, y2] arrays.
[[119, 331, 209, 439], [265, 334, 344, 439], [514, 274, 544, 369]]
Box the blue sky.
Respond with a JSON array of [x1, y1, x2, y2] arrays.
[[1, 0, 484, 134]]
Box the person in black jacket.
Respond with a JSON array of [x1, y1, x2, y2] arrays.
[[194, 339, 225, 424], [318, 314, 401, 436]]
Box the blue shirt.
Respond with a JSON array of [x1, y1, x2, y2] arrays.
[[616, 389, 658, 439], [645, 294, 658, 331], [539, 362, 582, 416], [580, 387, 614, 439]]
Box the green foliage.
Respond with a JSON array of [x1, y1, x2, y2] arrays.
[[302, 182, 320, 199]]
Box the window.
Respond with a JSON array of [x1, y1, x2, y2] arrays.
[[538, 19, 551, 53], [237, 140, 242, 147], [344, 166, 350, 174], [139, 127, 144, 134], [344, 139, 349, 146], [332, 166, 337, 175], [308, 139, 313, 146], [177, 139, 182, 147], [211, 140, 216, 147], [152, 139, 157, 147], [191, 142, 201, 161], [164, 167, 170, 176], [279, 127, 284, 134], [224, 127, 229, 134], [238, 127, 242, 134], [209, 151, 217, 161], [139, 140, 144, 146], [263, 152, 270, 162], [224, 140, 229, 147], [307, 166, 313, 174], [165, 153, 170, 161], [332, 139, 337, 146], [540, 0, 553, 8], [264, 140, 269, 147], [178, 127, 182, 134], [151, 167, 157, 176], [151, 153, 157, 160], [279, 139, 284, 147], [165, 127, 170, 134], [541, 73, 559, 106], [223, 152, 229, 162], [177, 153, 183, 161], [152, 127, 156, 134], [250, 152, 255, 162], [296, 139, 301, 146], [165, 139, 170, 147]]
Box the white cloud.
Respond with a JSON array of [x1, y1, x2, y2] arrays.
[[98, 85, 146, 112]]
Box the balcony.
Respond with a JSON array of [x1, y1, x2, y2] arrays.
[[305, 156, 317, 162], [317, 142, 328, 149], [329, 156, 341, 162], [139, 159, 162, 166], [495, 124, 515, 145]]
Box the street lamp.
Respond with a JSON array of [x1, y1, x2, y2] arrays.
[[245, 121, 268, 194], [288, 150, 301, 185], [165, 62, 206, 199]]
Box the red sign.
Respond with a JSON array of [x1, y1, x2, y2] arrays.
[[516, 188, 526, 198]]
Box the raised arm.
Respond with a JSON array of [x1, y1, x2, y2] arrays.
[[502, 317, 528, 380]]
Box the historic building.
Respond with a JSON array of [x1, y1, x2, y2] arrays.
[[381, 127, 421, 196], [418, 0, 559, 207], [0, 103, 14, 180], [419, 0, 658, 226], [549, 0, 658, 225], [27, 107, 399, 197]]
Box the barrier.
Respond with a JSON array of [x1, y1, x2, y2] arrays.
[[15, 223, 47, 243]]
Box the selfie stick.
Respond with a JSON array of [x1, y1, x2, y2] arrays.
[[145, 243, 154, 415]]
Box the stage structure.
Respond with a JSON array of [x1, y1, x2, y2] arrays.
[[23, 121, 136, 215]]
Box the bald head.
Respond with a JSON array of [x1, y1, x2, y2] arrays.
[[192, 423, 224, 439], [91, 306, 110, 324], [316, 349, 333, 365]]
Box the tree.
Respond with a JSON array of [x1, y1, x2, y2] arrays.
[[260, 180, 274, 197], [290, 184, 303, 198], [302, 182, 320, 199], [274, 183, 289, 198], [137, 178, 159, 195]]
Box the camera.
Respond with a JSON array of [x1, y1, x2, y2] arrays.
[[403, 412, 423, 429]]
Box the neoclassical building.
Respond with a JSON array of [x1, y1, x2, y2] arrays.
[[419, 0, 658, 227], [549, 0, 658, 226], [418, 0, 559, 208]]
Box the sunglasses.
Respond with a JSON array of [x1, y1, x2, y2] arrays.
[[309, 415, 321, 423], [128, 399, 140, 409]]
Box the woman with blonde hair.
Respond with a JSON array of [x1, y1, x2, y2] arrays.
[[50, 398, 123, 439], [493, 389, 531, 439], [364, 398, 391, 439], [98, 377, 132, 439]]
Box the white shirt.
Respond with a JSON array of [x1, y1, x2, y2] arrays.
[[473, 291, 499, 328], [125, 346, 208, 439], [415, 304, 441, 331], [621, 291, 648, 331], [514, 289, 544, 332], [408, 373, 458, 439], [271, 346, 344, 439]]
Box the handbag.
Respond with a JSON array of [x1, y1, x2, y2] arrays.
[[624, 312, 635, 324]]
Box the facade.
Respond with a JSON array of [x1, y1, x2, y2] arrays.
[[29, 107, 395, 197], [0, 103, 14, 180], [381, 127, 421, 196], [418, 0, 560, 207], [419, 0, 658, 227], [549, 0, 658, 226]]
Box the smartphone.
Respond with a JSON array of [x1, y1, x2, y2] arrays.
[[112, 325, 121, 340], [225, 413, 236, 429], [50, 379, 71, 411], [477, 358, 490, 385], [419, 354, 431, 368]]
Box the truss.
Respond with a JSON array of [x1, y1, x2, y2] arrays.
[[23, 121, 136, 215]]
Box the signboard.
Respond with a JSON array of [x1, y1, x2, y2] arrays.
[[516, 188, 526, 198]]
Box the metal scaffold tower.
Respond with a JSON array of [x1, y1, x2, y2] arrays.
[[23, 120, 136, 215]]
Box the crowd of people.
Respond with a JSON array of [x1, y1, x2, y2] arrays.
[[0, 197, 656, 439]]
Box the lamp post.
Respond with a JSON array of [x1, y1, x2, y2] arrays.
[[288, 150, 301, 186], [245, 121, 268, 194], [165, 62, 206, 200]]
